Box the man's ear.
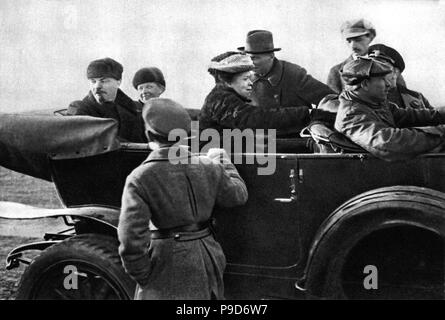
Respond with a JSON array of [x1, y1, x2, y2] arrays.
[[146, 130, 155, 142], [361, 79, 369, 91]]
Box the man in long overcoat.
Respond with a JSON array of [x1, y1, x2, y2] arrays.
[[238, 30, 333, 129], [117, 98, 248, 300], [67, 57, 146, 142]]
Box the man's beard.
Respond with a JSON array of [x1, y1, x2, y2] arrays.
[[94, 92, 107, 104]]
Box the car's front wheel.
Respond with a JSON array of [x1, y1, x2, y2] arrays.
[[16, 234, 136, 300]]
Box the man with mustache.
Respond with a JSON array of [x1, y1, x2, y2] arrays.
[[67, 57, 146, 142], [327, 19, 377, 94], [335, 56, 445, 161]]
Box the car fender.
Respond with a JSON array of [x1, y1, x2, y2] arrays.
[[0, 201, 120, 232], [302, 185, 445, 298]]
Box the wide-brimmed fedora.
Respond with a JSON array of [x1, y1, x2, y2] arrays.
[[237, 30, 281, 54]]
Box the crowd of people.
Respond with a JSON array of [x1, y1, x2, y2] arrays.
[[64, 19, 445, 300]]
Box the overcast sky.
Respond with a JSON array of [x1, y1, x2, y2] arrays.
[[1, 0, 445, 113]]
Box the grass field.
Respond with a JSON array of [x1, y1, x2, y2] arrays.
[[0, 235, 40, 300], [0, 167, 63, 299], [0, 167, 62, 208]]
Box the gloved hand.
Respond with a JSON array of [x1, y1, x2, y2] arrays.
[[310, 108, 337, 125], [207, 148, 232, 164]]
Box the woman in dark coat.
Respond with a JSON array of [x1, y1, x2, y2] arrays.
[[199, 51, 314, 135]]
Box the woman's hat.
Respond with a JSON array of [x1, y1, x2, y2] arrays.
[[237, 30, 281, 54], [207, 53, 255, 73], [132, 67, 166, 89]]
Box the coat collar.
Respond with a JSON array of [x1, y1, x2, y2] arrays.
[[143, 145, 193, 164], [216, 84, 251, 102], [252, 58, 283, 87], [340, 90, 386, 109], [86, 89, 137, 114]]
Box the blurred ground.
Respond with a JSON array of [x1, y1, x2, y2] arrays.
[[0, 167, 63, 299], [0, 167, 62, 208], [0, 236, 40, 300]]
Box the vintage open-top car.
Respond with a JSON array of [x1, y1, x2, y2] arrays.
[[0, 112, 443, 299]]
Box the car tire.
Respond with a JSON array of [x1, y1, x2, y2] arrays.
[[16, 234, 136, 300]]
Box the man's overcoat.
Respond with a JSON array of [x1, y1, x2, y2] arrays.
[[118, 146, 248, 299], [251, 58, 333, 110], [67, 89, 146, 142]]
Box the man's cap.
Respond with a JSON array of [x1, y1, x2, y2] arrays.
[[368, 44, 405, 73], [87, 57, 123, 80], [341, 56, 393, 85], [142, 98, 191, 137], [132, 67, 166, 89], [208, 52, 255, 73], [237, 30, 281, 54], [341, 19, 376, 40]]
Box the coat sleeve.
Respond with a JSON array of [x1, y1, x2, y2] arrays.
[[210, 151, 248, 207], [420, 93, 434, 110], [291, 64, 335, 106], [117, 176, 152, 286], [67, 100, 101, 117], [335, 106, 445, 161], [210, 91, 310, 130], [390, 104, 445, 127], [326, 66, 343, 94]]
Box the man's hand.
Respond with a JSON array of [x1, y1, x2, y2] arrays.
[[310, 108, 337, 125], [207, 148, 232, 164]]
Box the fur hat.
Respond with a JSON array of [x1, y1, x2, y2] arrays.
[[142, 98, 191, 137], [368, 44, 405, 73], [208, 52, 255, 73], [132, 67, 166, 89], [341, 56, 393, 85], [238, 30, 281, 54], [341, 19, 376, 40], [87, 57, 123, 80]]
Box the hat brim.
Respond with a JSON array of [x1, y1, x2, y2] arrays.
[[342, 30, 370, 39], [237, 47, 281, 54], [208, 65, 254, 73]]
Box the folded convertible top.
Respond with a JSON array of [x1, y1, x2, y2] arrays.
[[0, 113, 120, 181]]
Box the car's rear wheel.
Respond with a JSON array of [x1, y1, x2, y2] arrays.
[[341, 226, 444, 299], [16, 234, 136, 300]]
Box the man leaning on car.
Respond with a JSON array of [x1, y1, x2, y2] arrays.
[[67, 57, 146, 143], [334, 56, 445, 161]]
